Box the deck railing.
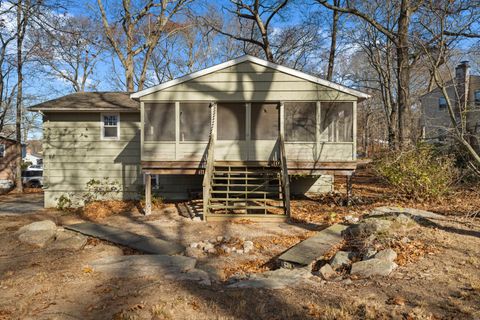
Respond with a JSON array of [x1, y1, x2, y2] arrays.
[[202, 103, 217, 217]]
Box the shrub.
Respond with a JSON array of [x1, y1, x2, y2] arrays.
[[374, 144, 458, 200], [56, 177, 121, 210]]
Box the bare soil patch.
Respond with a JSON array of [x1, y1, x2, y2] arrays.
[[0, 167, 478, 319]]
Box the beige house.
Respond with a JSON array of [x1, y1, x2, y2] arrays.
[[421, 61, 480, 153], [30, 55, 369, 220]]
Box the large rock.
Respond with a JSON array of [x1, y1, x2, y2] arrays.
[[17, 220, 58, 248], [90, 255, 197, 277], [49, 230, 88, 251], [330, 251, 352, 270], [17, 220, 56, 234], [351, 259, 397, 277], [346, 219, 392, 238], [318, 263, 337, 280], [374, 248, 397, 262], [18, 229, 57, 248]]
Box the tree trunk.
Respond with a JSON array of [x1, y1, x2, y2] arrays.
[[395, 0, 411, 149], [15, 0, 25, 193], [326, 0, 339, 81]]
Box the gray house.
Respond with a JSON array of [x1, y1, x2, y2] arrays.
[[30, 55, 369, 221]]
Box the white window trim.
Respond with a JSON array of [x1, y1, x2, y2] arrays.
[[100, 113, 121, 140], [0, 143, 5, 158]]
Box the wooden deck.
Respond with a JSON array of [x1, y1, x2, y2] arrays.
[[141, 160, 358, 176]]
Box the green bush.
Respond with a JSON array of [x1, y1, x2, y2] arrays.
[[374, 145, 458, 200]]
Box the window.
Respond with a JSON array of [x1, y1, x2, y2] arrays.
[[180, 103, 211, 141], [320, 102, 353, 142], [101, 113, 119, 140], [217, 103, 246, 140], [284, 102, 316, 142], [439, 97, 447, 110], [0, 144, 4, 158], [144, 103, 176, 141], [475, 90, 480, 105], [251, 103, 279, 140]]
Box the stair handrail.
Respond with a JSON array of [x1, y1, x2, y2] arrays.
[[278, 134, 291, 217], [202, 103, 217, 217]]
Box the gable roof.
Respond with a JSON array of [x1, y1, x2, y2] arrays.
[[131, 55, 370, 100], [29, 92, 139, 112]]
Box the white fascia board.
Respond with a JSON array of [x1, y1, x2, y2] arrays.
[[131, 55, 370, 100]]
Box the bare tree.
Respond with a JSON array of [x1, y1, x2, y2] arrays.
[[0, 3, 18, 135], [203, 0, 289, 62], [316, 0, 424, 149], [326, 0, 339, 81], [416, 0, 480, 171], [97, 0, 191, 91], [30, 15, 104, 92]]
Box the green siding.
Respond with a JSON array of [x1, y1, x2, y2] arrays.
[[43, 112, 142, 207]]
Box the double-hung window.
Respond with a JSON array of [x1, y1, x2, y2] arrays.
[[101, 113, 120, 140], [438, 97, 447, 110]]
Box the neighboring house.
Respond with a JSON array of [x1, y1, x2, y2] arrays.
[[0, 136, 19, 190], [30, 55, 369, 220], [23, 150, 43, 167], [421, 61, 480, 153]]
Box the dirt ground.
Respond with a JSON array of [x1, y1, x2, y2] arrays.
[[0, 167, 479, 319]]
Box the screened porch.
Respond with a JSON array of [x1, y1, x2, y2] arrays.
[[141, 100, 357, 168]]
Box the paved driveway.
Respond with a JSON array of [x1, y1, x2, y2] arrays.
[[0, 192, 44, 215]]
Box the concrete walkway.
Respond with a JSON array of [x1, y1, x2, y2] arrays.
[[278, 223, 348, 266], [66, 222, 185, 255], [0, 192, 44, 216]]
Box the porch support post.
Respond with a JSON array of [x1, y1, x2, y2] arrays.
[[346, 174, 353, 207], [316, 101, 321, 160], [352, 100, 357, 160], [145, 173, 152, 215], [175, 101, 180, 160]]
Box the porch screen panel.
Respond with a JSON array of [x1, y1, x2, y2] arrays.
[[320, 102, 353, 142], [284, 102, 316, 142], [144, 103, 175, 141], [217, 103, 246, 140], [251, 103, 279, 140], [180, 102, 211, 141]]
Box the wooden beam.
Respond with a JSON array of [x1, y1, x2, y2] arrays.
[[346, 174, 353, 206], [145, 173, 152, 215]]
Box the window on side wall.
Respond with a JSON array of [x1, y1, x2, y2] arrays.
[[475, 90, 480, 106], [0, 144, 5, 158], [101, 113, 120, 140], [438, 97, 447, 110]]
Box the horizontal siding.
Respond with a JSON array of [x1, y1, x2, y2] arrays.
[[140, 61, 357, 102], [140, 90, 354, 102], [43, 112, 142, 208]]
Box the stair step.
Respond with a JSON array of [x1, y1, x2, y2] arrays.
[[210, 198, 282, 202], [214, 170, 279, 175], [212, 183, 279, 187], [212, 176, 278, 181], [211, 190, 279, 194], [208, 204, 285, 210]]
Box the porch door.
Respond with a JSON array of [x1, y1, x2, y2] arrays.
[[216, 102, 279, 161], [216, 103, 248, 160], [249, 103, 279, 161]]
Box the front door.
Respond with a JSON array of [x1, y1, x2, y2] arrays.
[[216, 102, 279, 161]]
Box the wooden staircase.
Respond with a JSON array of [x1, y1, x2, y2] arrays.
[[207, 163, 285, 215]]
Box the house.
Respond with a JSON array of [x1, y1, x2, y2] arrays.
[[0, 136, 19, 191], [421, 61, 480, 153], [23, 150, 43, 167], [30, 55, 369, 220]]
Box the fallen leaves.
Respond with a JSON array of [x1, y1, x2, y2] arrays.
[[392, 239, 438, 266]]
